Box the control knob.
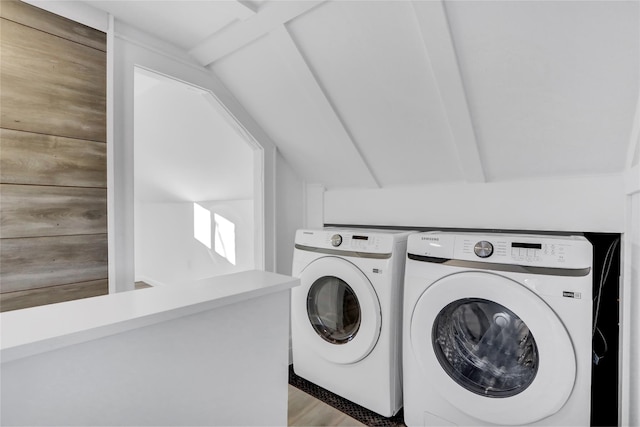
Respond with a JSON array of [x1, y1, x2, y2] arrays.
[[474, 241, 494, 258], [331, 234, 343, 247]]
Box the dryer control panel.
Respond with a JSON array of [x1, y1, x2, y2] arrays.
[[408, 232, 592, 269], [295, 228, 412, 255]]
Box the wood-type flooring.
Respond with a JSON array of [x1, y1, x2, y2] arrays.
[[288, 385, 366, 426]]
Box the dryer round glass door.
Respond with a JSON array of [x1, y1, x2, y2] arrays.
[[307, 277, 361, 344], [293, 256, 382, 364], [410, 271, 576, 426]]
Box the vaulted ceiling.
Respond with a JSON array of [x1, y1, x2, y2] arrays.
[[85, 0, 639, 189]]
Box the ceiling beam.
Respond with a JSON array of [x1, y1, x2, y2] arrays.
[[235, 0, 259, 15], [268, 25, 381, 188], [189, 1, 326, 67], [224, 0, 256, 20], [412, 0, 486, 183]]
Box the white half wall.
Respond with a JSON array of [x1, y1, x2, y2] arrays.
[[1, 281, 292, 426], [324, 174, 626, 233]]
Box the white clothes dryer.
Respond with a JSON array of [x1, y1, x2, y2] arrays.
[[292, 228, 414, 417], [403, 232, 593, 426]]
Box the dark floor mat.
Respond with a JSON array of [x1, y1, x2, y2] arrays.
[[289, 365, 406, 427]]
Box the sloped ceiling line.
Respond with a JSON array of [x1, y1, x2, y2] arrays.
[[411, 0, 486, 183], [269, 25, 381, 188], [189, 0, 327, 67], [200, 92, 263, 152]]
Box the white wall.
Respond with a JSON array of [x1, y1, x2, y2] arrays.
[[624, 187, 640, 427], [324, 174, 625, 233], [304, 184, 326, 229], [109, 21, 279, 291], [275, 152, 304, 276], [134, 69, 254, 203], [135, 200, 254, 286], [133, 68, 256, 285], [621, 95, 640, 425], [620, 162, 640, 427]]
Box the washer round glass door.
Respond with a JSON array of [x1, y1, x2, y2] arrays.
[[433, 298, 539, 398], [410, 272, 576, 425], [294, 257, 382, 364]]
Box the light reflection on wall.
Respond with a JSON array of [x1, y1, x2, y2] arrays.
[[214, 213, 236, 265], [193, 203, 212, 249]]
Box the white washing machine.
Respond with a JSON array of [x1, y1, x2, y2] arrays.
[[403, 232, 593, 426], [291, 228, 413, 417]]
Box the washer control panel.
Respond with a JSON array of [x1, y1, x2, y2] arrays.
[[407, 232, 592, 269]]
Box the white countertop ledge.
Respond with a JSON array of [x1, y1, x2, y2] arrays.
[[0, 270, 299, 363]]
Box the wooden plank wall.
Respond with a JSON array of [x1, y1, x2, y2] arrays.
[[0, 1, 108, 312]]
